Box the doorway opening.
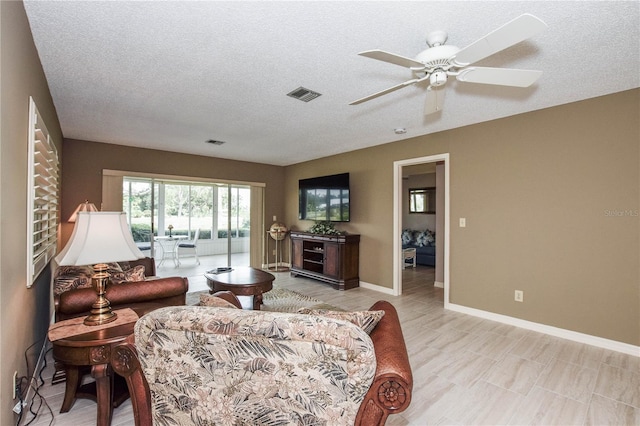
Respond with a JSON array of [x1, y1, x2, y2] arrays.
[[393, 154, 450, 307]]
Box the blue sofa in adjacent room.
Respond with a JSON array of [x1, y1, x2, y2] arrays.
[[402, 229, 436, 267]]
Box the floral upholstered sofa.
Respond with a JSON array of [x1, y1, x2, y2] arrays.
[[112, 292, 413, 425]]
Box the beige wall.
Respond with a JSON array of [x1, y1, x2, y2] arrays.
[[449, 90, 638, 346], [0, 2, 63, 424], [285, 89, 639, 346], [60, 139, 286, 257]]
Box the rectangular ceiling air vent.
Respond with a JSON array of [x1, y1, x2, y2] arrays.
[[287, 87, 322, 102], [206, 139, 226, 146]]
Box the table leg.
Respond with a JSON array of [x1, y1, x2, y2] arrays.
[[60, 366, 81, 412], [173, 245, 180, 267], [253, 292, 263, 310], [156, 243, 166, 266], [92, 363, 113, 426]]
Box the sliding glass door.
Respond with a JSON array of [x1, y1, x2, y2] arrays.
[[214, 184, 251, 266], [123, 177, 250, 267], [123, 179, 157, 256]]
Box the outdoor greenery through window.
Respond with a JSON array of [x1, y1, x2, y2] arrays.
[[123, 178, 250, 244]]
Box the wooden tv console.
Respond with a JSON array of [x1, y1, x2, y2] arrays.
[[290, 231, 360, 290]]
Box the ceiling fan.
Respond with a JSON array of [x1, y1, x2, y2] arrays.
[[349, 14, 547, 115]]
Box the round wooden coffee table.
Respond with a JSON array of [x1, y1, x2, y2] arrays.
[[204, 267, 275, 310]]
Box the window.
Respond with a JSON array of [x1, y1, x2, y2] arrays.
[[27, 97, 59, 286], [105, 170, 264, 267], [409, 187, 435, 214], [122, 177, 250, 243]]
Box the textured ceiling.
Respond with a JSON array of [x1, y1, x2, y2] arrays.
[[24, 1, 639, 166]]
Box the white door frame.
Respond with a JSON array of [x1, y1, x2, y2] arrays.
[[393, 153, 450, 307]]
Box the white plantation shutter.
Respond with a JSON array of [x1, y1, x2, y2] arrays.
[[27, 97, 59, 286]]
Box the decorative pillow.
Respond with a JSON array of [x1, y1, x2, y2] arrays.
[[401, 229, 414, 245], [54, 265, 94, 295], [104, 262, 124, 276], [415, 230, 435, 247], [53, 276, 92, 295], [198, 293, 239, 309], [110, 265, 146, 284], [296, 308, 385, 334], [425, 230, 435, 245], [55, 265, 93, 279], [305, 303, 345, 311]]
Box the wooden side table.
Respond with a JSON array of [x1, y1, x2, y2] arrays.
[[402, 248, 416, 269], [48, 309, 139, 426]]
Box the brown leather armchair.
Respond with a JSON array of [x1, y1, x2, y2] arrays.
[[113, 294, 413, 425]]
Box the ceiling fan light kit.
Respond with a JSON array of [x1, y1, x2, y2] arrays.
[[350, 13, 548, 115], [429, 71, 448, 87]]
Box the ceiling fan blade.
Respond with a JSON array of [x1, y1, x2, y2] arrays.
[[451, 14, 547, 67], [424, 85, 445, 115], [456, 67, 543, 87], [358, 50, 425, 69], [349, 76, 427, 105]]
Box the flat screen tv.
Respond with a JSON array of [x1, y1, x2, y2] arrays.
[[299, 173, 350, 222]]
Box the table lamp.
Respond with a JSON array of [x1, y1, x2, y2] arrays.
[[55, 211, 144, 325], [68, 200, 98, 222]]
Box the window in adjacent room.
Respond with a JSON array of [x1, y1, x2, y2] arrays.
[[409, 187, 436, 214]]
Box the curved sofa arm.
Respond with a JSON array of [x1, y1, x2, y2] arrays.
[[208, 290, 243, 308], [355, 300, 413, 425], [112, 335, 153, 426], [55, 276, 189, 321]]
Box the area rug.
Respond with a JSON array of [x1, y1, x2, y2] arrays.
[[186, 287, 342, 312]]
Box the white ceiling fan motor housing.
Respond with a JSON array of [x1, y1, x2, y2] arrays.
[[430, 70, 448, 86], [414, 44, 460, 70]]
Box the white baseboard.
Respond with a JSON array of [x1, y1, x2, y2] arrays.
[[434, 281, 444, 288], [359, 281, 396, 295], [447, 303, 640, 357]]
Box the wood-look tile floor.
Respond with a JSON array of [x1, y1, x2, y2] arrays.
[[28, 257, 639, 425]]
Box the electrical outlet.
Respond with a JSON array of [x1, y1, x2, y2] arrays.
[[514, 290, 524, 302], [12, 371, 18, 399], [272, 249, 276, 255]]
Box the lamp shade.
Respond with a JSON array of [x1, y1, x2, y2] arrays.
[[55, 212, 144, 266], [68, 200, 99, 222]]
